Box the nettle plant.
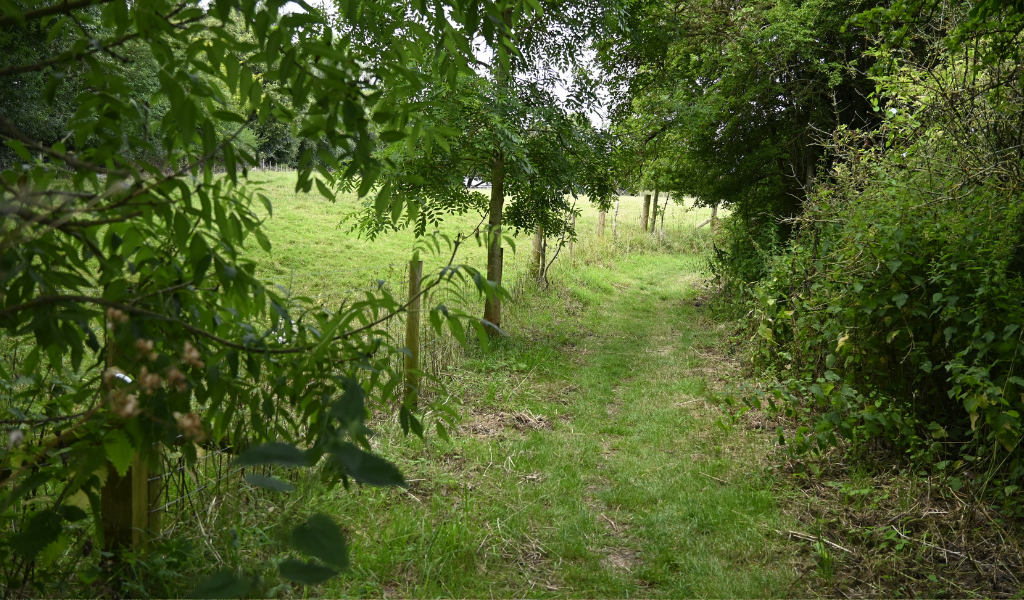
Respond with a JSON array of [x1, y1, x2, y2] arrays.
[[0, 0, 514, 592], [740, 44, 1024, 489]]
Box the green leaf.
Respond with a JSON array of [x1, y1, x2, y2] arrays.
[[447, 316, 466, 346], [389, 193, 405, 225], [103, 430, 134, 478], [22, 346, 40, 374], [190, 234, 212, 284], [315, 178, 335, 201], [278, 559, 338, 585], [212, 110, 246, 123], [378, 130, 407, 143], [187, 570, 250, 599], [328, 442, 405, 486], [253, 228, 272, 252], [5, 139, 31, 161], [0, 0, 25, 26], [893, 293, 908, 308], [244, 473, 295, 492], [9, 510, 62, 560], [290, 514, 349, 569], [436, 420, 451, 442], [233, 442, 309, 467], [373, 180, 392, 219], [472, 320, 489, 353], [330, 379, 366, 425]]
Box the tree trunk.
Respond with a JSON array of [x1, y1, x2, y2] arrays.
[[568, 213, 575, 254], [483, 153, 504, 332], [483, 6, 512, 335], [531, 224, 544, 281], [650, 188, 660, 232], [660, 193, 668, 232], [641, 193, 651, 231], [613, 199, 620, 236], [598, 211, 605, 237]]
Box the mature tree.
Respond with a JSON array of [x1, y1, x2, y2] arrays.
[[353, 0, 619, 332]]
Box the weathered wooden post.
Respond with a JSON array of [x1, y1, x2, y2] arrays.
[[404, 259, 423, 405], [699, 202, 719, 229], [101, 451, 163, 552]]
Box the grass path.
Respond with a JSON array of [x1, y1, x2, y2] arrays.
[[246, 251, 797, 598], [528, 253, 792, 596]]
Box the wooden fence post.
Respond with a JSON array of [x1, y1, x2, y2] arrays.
[[613, 200, 619, 237], [404, 259, 423, 405], [101, 450, 163, 552]]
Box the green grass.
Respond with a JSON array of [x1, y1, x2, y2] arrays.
[[140, 189, 795, 597], [241, 171, 723, 302]]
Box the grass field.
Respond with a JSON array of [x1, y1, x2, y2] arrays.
[[241, 171, 723, 303], [127, 176, 796, 598]]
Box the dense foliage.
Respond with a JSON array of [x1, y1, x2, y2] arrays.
[[0, 0, 523, 594], [599, 0, 879, 246], [650, 0, 1024, 507]]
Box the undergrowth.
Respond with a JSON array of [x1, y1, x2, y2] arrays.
[[704, 14, 1024, 598]]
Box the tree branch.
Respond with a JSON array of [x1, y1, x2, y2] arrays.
[[0, 0, 117, 28]]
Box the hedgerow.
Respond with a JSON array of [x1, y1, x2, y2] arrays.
[[732, 39, 1024, 504]]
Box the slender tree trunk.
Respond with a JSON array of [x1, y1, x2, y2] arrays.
[[531, 224, 544, 282], [568, 214, 575, 254], [660, 193, 668, 231], [598, 210, 605, 237], [483, 154, 504, 332], [641, 193, 651, 231], [483, 6, 512, 334], [613, 199, 620, 236], [651, 187, 660, 232]]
